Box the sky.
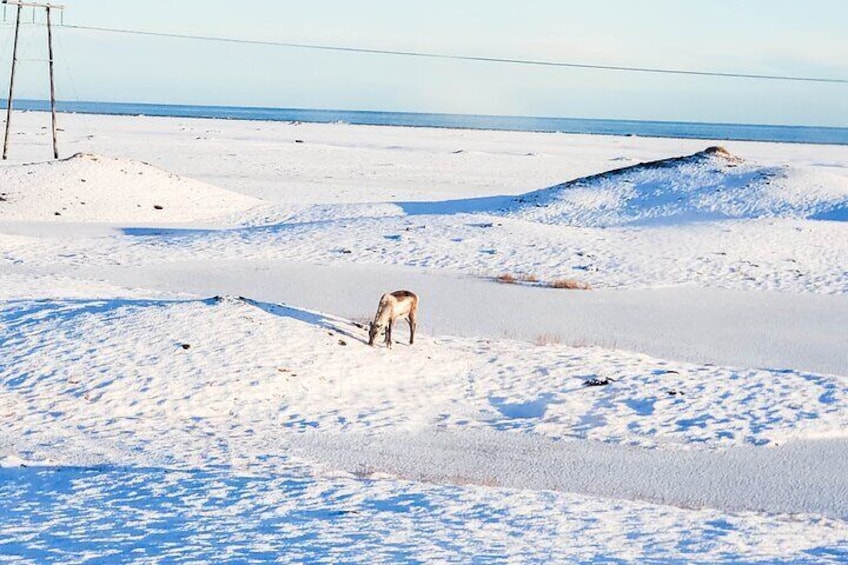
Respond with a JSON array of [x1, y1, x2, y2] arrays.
[[1, 0, 847, 126]]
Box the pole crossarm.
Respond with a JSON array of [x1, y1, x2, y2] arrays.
[[2, 1, 65, 9]]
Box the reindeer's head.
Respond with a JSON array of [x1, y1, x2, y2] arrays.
[[368, 322, 381, 346]]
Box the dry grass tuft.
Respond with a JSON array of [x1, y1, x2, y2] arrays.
[[433, 474, 500, 487], [534, 333, 563, 346], [496, 273, 539, 284], [549, 278, 591, 290], [495, 273, 589, 289], [496, 273, 517, 284], [704, 145, 732, 157]]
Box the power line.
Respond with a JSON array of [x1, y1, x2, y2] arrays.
[[2, 20, 846, 85], [39, 22, 848, 86]]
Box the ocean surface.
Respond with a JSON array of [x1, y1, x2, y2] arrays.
[[8, 99, 848, 146]]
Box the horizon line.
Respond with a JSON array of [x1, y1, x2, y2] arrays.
[[5, 98, 848, 132]]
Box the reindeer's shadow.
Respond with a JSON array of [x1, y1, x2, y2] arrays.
[[244, 297, 418, 349], [240, 297, 367, 344]]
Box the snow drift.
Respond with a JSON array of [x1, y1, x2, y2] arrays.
[[500, 146, 848, 226], [2, 292, 845, 468], [0, 152, 261, 224]]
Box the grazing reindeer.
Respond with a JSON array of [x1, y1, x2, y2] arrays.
[[368, 290, 418, 348]]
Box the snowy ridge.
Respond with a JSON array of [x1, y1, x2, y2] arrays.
[[0, 152, 261, 224], [501, 146, 848, 226], [2, 292, 845, 463]]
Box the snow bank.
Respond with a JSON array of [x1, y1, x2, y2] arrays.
[[2, 292, 845, 466], [501, 147, 848, 226], [89, 260, 847, 376], [0, 152, 261, 224]]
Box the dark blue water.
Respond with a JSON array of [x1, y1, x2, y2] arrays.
[[7, 99, 848, 145]]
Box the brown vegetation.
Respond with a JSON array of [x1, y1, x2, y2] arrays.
[[704, 145, 732, 157], [549, 278, 591, 290], [534, 333, 563, 346], [496, 273, 539, 284]]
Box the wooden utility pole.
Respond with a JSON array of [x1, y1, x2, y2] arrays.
[[2, 1, 22, 160], [2, 0, 66, 160], [46, 5, 58, 158]]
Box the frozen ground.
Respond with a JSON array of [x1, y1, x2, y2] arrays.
[[1, 111, 847, 563]]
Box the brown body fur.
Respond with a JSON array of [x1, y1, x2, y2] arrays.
[[368, 290, 418, 348]]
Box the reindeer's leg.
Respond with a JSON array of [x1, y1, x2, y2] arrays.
[[408, 311, 416, 345], [386, 319, 393, 349]]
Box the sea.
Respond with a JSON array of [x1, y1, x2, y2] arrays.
[[8, 99, 848, 146]]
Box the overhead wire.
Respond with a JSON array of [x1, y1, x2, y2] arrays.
[[23, 22, 848, 86], [1, 20, 846, 94]]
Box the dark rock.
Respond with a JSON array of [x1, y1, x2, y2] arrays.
[[583, 377, 614, 387]]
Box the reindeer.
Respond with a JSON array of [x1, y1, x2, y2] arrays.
[[368, 290, 418, 348]]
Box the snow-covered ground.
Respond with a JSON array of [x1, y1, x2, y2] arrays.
[[1, 111, 847, 563]]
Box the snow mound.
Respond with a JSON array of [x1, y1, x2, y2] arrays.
[[3, 292, 846, 471], [0, 153, 261, 224], [501, 146, 848, 226]]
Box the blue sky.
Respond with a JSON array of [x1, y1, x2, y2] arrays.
[[2, 0, 847, 126]]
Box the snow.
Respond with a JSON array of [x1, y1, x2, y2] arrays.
[[0, 152, 260, 224], [1, 111, 847, 563], [499, 146, 848, 226], [56, 260, 848, 375]]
